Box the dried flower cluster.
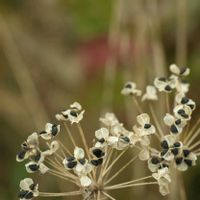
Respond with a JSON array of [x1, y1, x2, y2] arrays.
[[17, 64, 200, 199]]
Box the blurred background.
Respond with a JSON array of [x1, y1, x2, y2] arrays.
[[1, 0, 200, 199]]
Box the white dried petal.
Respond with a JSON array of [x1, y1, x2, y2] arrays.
[[74, 147, 85, 159], [80, 175, 92, 187], [142, 85, 158, 101], [95, 128, 109, 140], [70, 102, 82, 110]]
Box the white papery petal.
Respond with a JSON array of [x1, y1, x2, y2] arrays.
[[137, 113, 150, 126], [170, 64, 180, 75], [175, 93, 185, 104], [173, 104, 192, 120], [45, 123, 53, 133], [80, 176, 92, 187], [94, 142, 104, 148], [39, 163, 49, 174], [147, 125, 156, 134], [163, 151, 174, 161], [50, 141, 59, 153], [20, 178, 34, 190], [68, 110, 85, 124], [107, 136, 119, 147], [40, 132, 52, 140], [180, 82, 189, 93], [139, 149, 150, 161], [55, 113, 66, 121], [142, 85, 158, 101], [74, 147, 85, 159], [95, 128, 109, 140], [177, 162, 188, 171], [121, 82, 142, 96], [70, 102, 82, 110], [75, 163, 85, 173], [164, 135, 176, 147], [159, 185, 170, 196], [154, 78, 166, 91], [27, 132, 39, 147], [148, 162, 159, 173], [100, 112, 119, 127], [164, 114, 174, 126]]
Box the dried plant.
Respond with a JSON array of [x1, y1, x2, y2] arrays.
[[16, 64, 200, 200]]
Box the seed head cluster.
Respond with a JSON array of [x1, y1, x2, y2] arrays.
[[17, 64, 200, 199]]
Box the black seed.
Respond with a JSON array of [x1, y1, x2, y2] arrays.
[[170, 125, 179, 134], [175, 119, 181, 125], [184, 159, 192, 167], [161, 149, 168, 156], [25, 192, 33, 199], [175, 157, 183, 165], [188, 104, 195, 110], [162, 163, 169, 168], [173, 142, 181, 148], [181, 80, 188, 84], [125, 83, 132, 88], [29, 183, 36, 191], [70, 111, 78, 117], [181, 97, 189, 104], [161, 140, 169, 149], [165, 85, 172, 91], [180, 67, 187, 75], [92, 149, 105, 158], [183, 149, 190, 157], [62, 113, 68, 118], [34, 152, 41, 162], [67, 156, 75, 162], [121, 136, 130, 143], [17, 150, 26, 160], [158, 77, 167, 82], [151, 157, 160, 165], [159, 163, 168, 169], [52, 124, 58, 136], [97, 158, 103, 165], [29, 164, 39, 172], [144, 124, 151, 129], [18, 190, 28, 198], [178, 109, 189, 119], [78, 159, 86, 165], [39, 131, 47, 135], [91, 160, 99, 166], [171, 148, 179, 156], [22, 142, 30, 151], [67, 161, 77, 169], [98, 138, 105, 144]]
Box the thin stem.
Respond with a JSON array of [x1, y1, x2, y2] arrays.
[[105, 175, 153, 188], [58, 140, 72, 155], [189, 140, 200, 151], [184, 119, 200, 144], [98, 148, 113, 184], [48, 170, 78, 185], [105, 181, 157, 190], [77, 124, 91, 159], [102, 148, 128, 177], [133, 96, 143, 114], [102, 192, 116, 200], [105, 156, 137, 185], [39, 190, 81, 197], [149, 103, 164, 138], [166, 93, 170, 113], [63, 122, 76, 147], [186, 129, 200, 147]]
